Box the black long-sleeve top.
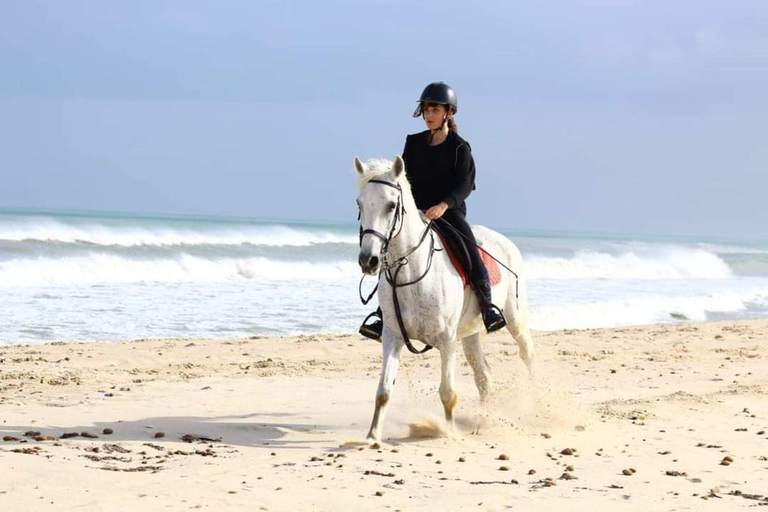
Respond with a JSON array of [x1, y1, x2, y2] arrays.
[[402, 130, 476, 215]]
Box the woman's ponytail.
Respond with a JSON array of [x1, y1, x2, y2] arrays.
[[447, 116, 458, 134]]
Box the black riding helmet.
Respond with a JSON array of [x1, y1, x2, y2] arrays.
[[413, 82, 458, 118]]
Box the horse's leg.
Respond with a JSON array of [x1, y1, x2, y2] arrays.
[[366, 334, 404, 443], [438, 340, 458, 428], [504, 299, 536, 375], [461, 333, 493, 403], [514, 327, 536, 377]]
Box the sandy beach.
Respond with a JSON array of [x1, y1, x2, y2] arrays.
[[1, 319, 767, 511]]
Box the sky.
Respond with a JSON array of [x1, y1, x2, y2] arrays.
[[1, 0, 767, 239]]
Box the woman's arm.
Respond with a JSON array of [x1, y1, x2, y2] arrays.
[[442, 143, 476, 208], [401, 135, 411, 172]]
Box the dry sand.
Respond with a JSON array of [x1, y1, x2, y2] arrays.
[[1, 319, 767, 511]]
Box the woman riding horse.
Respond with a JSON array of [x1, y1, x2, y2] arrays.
[[359, 82, 506, 340]]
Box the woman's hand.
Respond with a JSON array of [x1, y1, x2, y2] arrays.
[[425, 201, 449, 220]]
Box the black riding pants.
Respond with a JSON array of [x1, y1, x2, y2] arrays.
[[438, 209, 489, 288]]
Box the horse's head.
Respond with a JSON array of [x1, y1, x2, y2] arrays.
[[355, 155, 406, 275]]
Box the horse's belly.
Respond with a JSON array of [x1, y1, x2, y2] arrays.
[[457, 315, 485, 339], [384, 293, 463, 345]]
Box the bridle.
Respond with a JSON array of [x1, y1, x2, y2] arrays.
[[358, 179, 405, 255], [358, 178, 438, 354]]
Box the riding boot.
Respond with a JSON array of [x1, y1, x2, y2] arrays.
[[359, 306, 383, 341], [474, 278, 507, 333]]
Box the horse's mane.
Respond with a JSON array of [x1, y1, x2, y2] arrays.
[[356, 158, 412, 196]]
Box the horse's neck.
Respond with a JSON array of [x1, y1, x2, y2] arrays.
[[385, 200, 433, 282]]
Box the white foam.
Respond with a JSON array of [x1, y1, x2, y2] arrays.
[[526, 247, 733, 280], [0, 254, 360, 288], [530, 290, 758, 331], [698, 242, 768, 255], [0, 218, 357, 247]]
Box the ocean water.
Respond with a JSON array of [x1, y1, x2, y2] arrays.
[[1, 209, 767, 345]]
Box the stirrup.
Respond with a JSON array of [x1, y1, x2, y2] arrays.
[[359, 310, 383, 341], [482, 304, 507, 333]]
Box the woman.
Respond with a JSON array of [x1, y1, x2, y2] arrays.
[[359, 82, 507, 340]]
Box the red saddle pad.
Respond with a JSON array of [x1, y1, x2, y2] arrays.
[[432, 227, 501, 287]]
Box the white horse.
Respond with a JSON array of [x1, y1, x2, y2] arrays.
[[355, 155, 535, 443]]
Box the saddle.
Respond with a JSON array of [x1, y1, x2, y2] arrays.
[[431, 223, 501, 287]]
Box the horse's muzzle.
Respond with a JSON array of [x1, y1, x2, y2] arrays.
[[358, 252, 381, 275]]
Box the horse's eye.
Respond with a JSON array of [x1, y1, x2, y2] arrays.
[[387, 202, 396, 211]]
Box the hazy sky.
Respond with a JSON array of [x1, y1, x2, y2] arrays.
[[1, 1, 767, 238]]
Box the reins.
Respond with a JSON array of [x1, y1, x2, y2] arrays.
[[358, 178, 436, 354]]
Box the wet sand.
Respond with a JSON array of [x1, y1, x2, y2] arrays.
[[1, 319, 767, 511]]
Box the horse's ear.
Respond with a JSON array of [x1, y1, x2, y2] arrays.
[[392, 155, 404, 178], [354, 156, 366, 175]]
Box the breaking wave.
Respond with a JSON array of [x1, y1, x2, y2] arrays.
[[0, 217, 357, 247], [0, 254, 359, 288], [526, 247, 733, 280]]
